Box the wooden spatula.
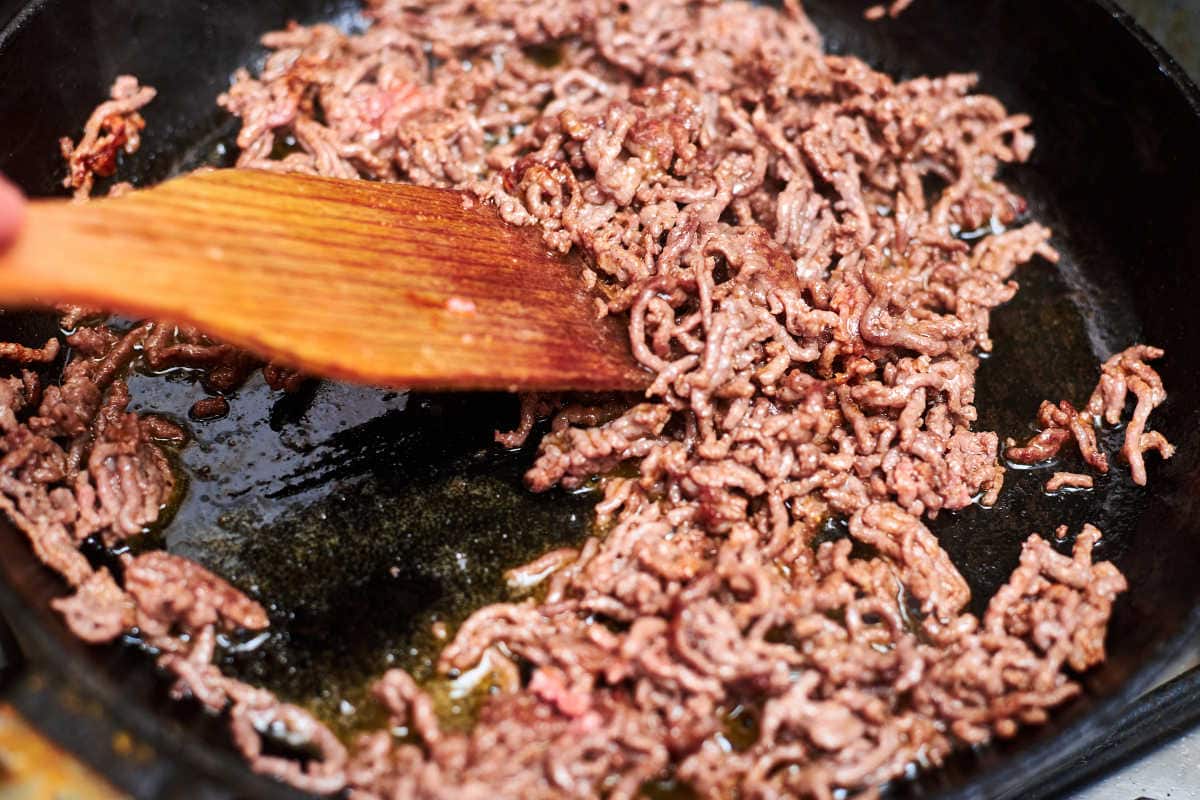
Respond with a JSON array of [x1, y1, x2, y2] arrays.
[[0, 169, 648, 391]]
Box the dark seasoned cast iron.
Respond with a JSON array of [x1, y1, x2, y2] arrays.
[[0, 1, 1199, 797]]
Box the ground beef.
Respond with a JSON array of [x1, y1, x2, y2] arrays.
[[262, 363, 308, 393], [1007, 399, 1107, 470], [59, 75, 156, 199], [50, 567, 133, 643], [0, 338, 60, 364], [0, 321, 176, 584], [56, 304, 103, 330], [189, 395, 230, 421], [1086, 345, 1174, 486], [1044, 472, 1094, 493], [526, 402, 671, 491], [3, 1, 1172, 798], [1008, 346, 1173, 486], [494, 393, 563, 448], [864, 0, 915, 21], [141, 414, 189, 444], [123, 550, 270, 636]]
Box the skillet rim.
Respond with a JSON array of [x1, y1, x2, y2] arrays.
[[0, 1, 1197, 798]]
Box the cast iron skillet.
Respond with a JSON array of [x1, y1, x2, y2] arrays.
[[0, 0, 1199, 798]]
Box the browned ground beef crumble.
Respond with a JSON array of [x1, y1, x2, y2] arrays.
[[863, 0, 914, 20], [0, 1, 1176, 798], [1043, 472, 1094, 493], [59, 75, 156, 200]]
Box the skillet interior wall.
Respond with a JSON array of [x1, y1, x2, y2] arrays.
[[0, 1, 1198, 799]]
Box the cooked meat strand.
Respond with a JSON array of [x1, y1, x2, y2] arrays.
[[189, 396, 230, 420], [1086, 345, 1174, 486], [59, 75, 156, 199], [0, 338, 60, 364], [1008, 399, 1108, 470], [865, 0, 915, 20], [1045, 472, 1094, 492], [1008, 348, 1172, 487], [50, 567, 132, 642]]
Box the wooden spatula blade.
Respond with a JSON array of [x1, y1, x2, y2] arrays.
[[0, 170, 649, 391]]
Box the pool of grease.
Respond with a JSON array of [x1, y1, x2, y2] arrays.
[[119, 372, 596, 737]]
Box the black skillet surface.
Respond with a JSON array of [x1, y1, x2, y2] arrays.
[[1, 1, 1200, 798]]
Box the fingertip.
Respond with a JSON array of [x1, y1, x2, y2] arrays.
[[0, 177, 26, 251]]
